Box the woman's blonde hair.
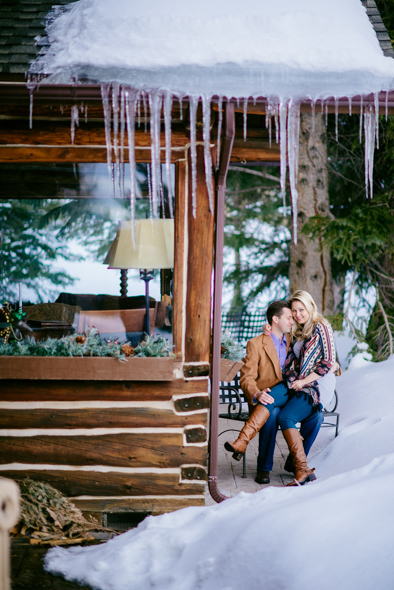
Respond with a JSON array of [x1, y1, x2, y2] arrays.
[[289, 290, 328, 340]]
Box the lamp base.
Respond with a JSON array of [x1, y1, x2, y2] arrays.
[[140, 269, 154, 335]]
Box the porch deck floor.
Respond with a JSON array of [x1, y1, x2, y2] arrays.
[[205, 416, 293, 505]]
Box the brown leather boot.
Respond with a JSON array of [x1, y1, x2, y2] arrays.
[[282, 428, 316, 486], [224, 405, 270, 460]]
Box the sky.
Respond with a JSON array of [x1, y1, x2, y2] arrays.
[[44, 350, 394, 590]]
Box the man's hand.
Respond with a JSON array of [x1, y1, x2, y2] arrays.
[[255, 388, 275, 405]]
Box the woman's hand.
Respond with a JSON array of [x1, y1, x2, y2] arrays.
[[290, 379, 306, 391], [262, 323, 271, 336]]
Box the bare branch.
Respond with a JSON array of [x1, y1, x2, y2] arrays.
[[228, 166, 281, 184]]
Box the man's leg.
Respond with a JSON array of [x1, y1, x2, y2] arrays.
[[255, 407, 280, 484], [254, 383, 289, 484], [283, 410, 324, 473]]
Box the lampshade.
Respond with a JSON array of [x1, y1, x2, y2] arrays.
[[104, 219, 174, 270]]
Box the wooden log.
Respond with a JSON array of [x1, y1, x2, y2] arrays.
[[183, 363, 210, 378], [0, 433, 207, 468], [185, 145, 215, 362], [0, 407, 208, 430], [72, 496, 205, 514], [0, 121, 190, 148], [173, 160, 187, 360], [0, 356, 176, 381], [0, 146, 182, 163], [0, 470, 205, 497], [0, 378, 209, 402]]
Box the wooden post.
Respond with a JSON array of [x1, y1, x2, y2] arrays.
[[185, 145, 214, 362], [173, 159, 187, 360]]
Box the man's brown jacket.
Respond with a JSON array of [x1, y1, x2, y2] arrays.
[[240, 333, 289, 410]]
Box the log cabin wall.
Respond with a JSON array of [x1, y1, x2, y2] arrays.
[[0, 121, 214, 515]]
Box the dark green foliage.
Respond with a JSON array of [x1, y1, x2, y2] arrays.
[[303, 115, 394, 358], [224, 167, 290, 309], [0, 199, 78, 303], [375, 0, 394, 45]]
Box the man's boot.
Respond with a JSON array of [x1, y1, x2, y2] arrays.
[[224, 405, 270, 461], [282, 428, 316, 486]]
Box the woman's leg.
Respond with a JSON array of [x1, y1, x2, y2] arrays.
[[225, 383, 289, 459], [278, 397, 317, 485]]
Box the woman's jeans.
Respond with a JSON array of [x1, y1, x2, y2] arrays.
[[256, 383, 323, 472]]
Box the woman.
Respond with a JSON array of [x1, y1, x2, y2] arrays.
[[278, 290, 337, 485]]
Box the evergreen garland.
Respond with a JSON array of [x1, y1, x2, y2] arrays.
[[220, 330, 245, 361], [0, 329, 174, 358]]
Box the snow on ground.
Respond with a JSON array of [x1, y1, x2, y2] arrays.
[[34, 0, 394, 97], [45, 354, 394, 590]]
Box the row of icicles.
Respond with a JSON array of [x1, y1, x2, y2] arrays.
[[29, 84, 389, 242]]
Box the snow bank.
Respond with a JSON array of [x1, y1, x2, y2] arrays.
[[33, 0, 394, 98], [45, 355, 394, 590]]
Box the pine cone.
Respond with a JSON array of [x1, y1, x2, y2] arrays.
[[75, 335, 86, 344], [121, 343, 135, 357]]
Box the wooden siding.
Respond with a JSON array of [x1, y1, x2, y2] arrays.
[[0, 374, 209, 514]]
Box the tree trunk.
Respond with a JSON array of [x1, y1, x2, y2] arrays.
[[289, 112, 335, 316]]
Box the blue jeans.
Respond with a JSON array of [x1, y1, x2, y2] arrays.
[[257, 391, 324, 472]]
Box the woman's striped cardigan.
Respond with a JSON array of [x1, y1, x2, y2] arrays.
[[282, 321, 336, 410]]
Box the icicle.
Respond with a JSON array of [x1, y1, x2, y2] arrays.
[[147, 163, 153, 217], [143, 93, 148, 133], [359, 96, 363, 143], [189, 95, 199, 217], [101, 84, 115, 196], [274, 104, 279, 144], [119, 87, 126, 199], [149, 91, 163, 218], [179, 97, 183, 121], [112, 82, 120, 198], [243, 98, 248, 141], [334, 97, 339, 142], [202, 95, 214, 213], [311, 100, 316, 137], [216, 96, 223, 171], [26, 77, 35, 130], [70, 104, 79, 144], [287, 101, 301, 244], [28, 89, 34, 129], [159, 165, 165, 214], [374, 92, 379, 150], [266, 102, 274, 147], [85, 105, 88, 124], [163, 91, 174, 218], [279, 101, 288, 210], [385, 90, 389, 121], [125, 88, 138, 236], [137, 95, 141, 127], [364, 105, 376, 199], [325, 101, 328, 127], [348, 96, 352, 116]]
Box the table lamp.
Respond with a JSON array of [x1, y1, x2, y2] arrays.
[[103, 219, 174, 335]]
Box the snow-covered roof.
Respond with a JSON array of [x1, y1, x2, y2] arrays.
[[31, 0, 394, 100]]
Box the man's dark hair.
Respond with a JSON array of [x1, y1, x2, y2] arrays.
[[266, 300, 291, 325]]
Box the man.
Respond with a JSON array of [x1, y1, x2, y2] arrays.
[[228, 300, 323, 484]]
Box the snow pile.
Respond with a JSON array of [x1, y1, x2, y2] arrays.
[[45, 355, 394, 590], [33, 0, 394, 98]]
